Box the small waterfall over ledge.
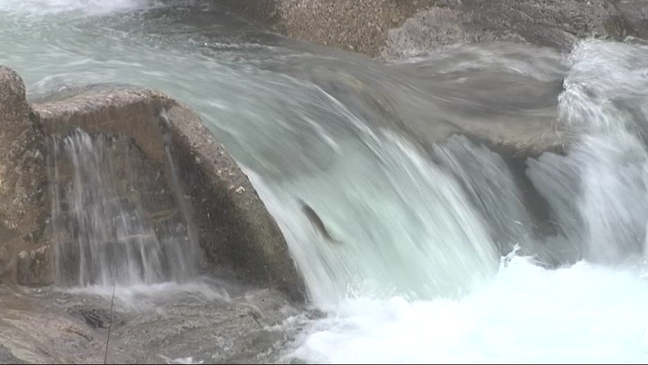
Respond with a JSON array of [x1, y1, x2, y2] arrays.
[[49, 128, 201, 287]]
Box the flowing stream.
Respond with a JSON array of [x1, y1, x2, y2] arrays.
[[3, 0, 648, 363]]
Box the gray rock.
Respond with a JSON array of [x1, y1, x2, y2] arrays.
[[16, 245, 54, 287], [0, 66, 49, 286], [613, 0, 648, 38], [383, 0, 631, 60], [0, 282, 303, 363], [218, 0, 438, 57], [31, 81, 305, 302], [217, 0, 646, 59]]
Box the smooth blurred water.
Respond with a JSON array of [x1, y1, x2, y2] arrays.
[[50, 128, 202, 287], [3, 0, 648, 363]]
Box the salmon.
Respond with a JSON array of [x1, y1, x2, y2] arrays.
[[299, 199, 342, 245]]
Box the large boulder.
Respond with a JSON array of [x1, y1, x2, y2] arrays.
[[267, 0, 437, 57], [214, 0, 436, 57], [32, 84, 305, 301], [612, 0, 648, 39], [0, 66, 50, 286], [217, 0, 646, 59], [0, 65, 305, 302]]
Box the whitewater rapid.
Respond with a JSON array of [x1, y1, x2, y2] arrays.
[[283, 257, 648, 363], [278, 40, 648, 363], [276, 40, 648, 363], [3, 0, 648, 363]]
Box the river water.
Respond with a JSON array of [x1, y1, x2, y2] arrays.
[[3, 0, 648, 363]]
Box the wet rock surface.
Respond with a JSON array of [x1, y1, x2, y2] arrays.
[[163, 104, 306, 302], [383, 0, 630, 59], [16, 244, 54, 286], [0, 66, 48, 286], [48, 129, 199, 287], [110, 286, 301, 363], [220, 0, 648, 59], [0, 283, 304, 364]]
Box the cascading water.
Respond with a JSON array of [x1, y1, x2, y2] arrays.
[[247, 130, 500, 307], [528, 40, 648, 266], [4, 0, 648, 363], [434, 135, 534, 255], [49, 128, 200, 287]]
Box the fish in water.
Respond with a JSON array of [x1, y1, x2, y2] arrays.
[[299, 199, 342, 245]]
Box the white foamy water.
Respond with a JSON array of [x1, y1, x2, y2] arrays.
[[285, 256, 648, 363]]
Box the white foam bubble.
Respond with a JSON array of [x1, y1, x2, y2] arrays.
[[286, 256, 648, 363]]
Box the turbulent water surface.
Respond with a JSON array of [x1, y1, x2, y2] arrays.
[[3, 0, 648, 363]]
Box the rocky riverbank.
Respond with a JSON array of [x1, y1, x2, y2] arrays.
[[221, 0, 648, 59]]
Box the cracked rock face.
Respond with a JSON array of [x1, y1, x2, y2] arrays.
[[0, 66, 49, 286]]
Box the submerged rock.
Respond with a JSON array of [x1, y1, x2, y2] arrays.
[[0, 285, 302, 363]]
